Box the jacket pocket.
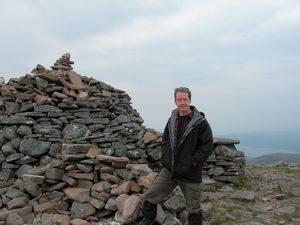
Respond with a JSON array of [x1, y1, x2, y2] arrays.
[[173, 160, 192, 176]]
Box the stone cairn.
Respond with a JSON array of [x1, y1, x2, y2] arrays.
[[0, 54, 245, 225]]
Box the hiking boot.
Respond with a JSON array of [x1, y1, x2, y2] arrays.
[[188, 212, 203, 225], [137, 217, 155, 225]]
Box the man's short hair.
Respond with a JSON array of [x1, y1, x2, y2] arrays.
[[174, 87, 191, 100]]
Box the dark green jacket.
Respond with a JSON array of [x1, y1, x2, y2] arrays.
[[161, 106, 213, 182]]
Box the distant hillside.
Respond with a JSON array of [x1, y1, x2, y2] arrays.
[[220, 130, 300, 156], [249, 153, 300, 165]]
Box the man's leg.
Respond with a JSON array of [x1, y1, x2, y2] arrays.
[[141, 168, 177, 221], [178, 180, 202, 225]]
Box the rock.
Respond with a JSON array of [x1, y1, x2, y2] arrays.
[[114, 169, 135, 180], [0, 115, 36, 125], [275, 194, 287, 200], [122, 194, 141, 224], [0, 206, 32, 220], [255, 214, 271, 222], [163, 212, 182, 225], [0, 151, 5, 165], [0, 134, 6, 146], [89, 197, 105, 209], [64, 187, 90, 202], [41, 213, 70, 225], [21, 174, 45, 184], [105, 197, 117, 211], [291, 187, 300, 196], [6, 153, 25, 162], [34, 95, 53, 105], [143, 131, 158, 144], [100, 173, 120, 184], [277, 206, 296, 215], [62, 143, 97, 154], [7, 196, 28, 209], [63, 123, 89, 139], [91, 190, 110, 201], [156, 204, 167, 224], [92, 181, 112, 193], [0, 168, 15, 181], [163, 193, 186, 213], [233, 222, 265, 225], [6, 212, 24, 225], [86, 147, 102, 159], [230, 191, 255, 201], [66, 172, 94, 180], [3, 125, 18, 140], [71, 218, 91, 225], [209, 166, 225, 176], [137, 172, 157, 188], [45, 167, 65, 180], [116, 193, 129, 213], [19, 138, 51, 157], [5, 187, 26, 198], [17, 155, 37, 164], [77, 163, 94, 173], [278, 180, 292, 193], [94, 222, 122, 225], [97, 154, 129, 164], [71, 202, 96, 219], [147, 147, 161, 161], [1, 141, 16, 155], [215, 145, 244, 158], [34, 201, 69, 213], [111, 181, 131, 195], [202, 203, 213, 219], [231, 209, 253, 217], [213, 137, 240, 145], [126, 164, 153, 176], [35, 76, 48, 90], [207, 192, 227, 201]]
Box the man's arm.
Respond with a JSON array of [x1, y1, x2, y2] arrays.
[[193, 120, 213, 167]]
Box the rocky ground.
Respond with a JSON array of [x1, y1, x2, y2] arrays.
[[202, 163, 300, 225], [1, 162, 299, 225]]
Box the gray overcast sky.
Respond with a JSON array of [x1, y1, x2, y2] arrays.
[[0, 0, 299, 135]]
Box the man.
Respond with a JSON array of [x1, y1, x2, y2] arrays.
[[139, 87, 213, 225]]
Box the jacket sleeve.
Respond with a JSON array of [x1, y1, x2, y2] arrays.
[[193, 119, 213, 167], [160, 119, 170, 164], [162, 120, 169, 145]]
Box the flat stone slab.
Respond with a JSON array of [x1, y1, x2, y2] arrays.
[[97, 154, 129, 164], [0, 116, 36, 125], [21, 174, 45, 184], [0, 206, 32, 220], [213, 137, 240, 145]]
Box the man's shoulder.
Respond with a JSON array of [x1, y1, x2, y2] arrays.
[[193, 108, 205, 119], [199, 111, 205, 117]]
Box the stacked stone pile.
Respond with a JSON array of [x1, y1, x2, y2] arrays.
[[0, 54, 245, 224], [208, 137, 245, 186]]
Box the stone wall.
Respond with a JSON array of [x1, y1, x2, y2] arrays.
[[0, 54, 245, 224]]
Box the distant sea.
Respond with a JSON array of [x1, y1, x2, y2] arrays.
[[238, 145, 299, 158], [219, 130, 300, 158]]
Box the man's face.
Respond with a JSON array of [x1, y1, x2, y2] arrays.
[[175, 92, 191, 114]]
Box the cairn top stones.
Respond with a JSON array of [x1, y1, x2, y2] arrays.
[[51, 53, 74, 71]]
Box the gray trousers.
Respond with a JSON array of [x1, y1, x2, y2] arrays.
[[144, 167, 202, 214]]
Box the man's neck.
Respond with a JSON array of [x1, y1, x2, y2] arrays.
[[179, 109, 192, 116]]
